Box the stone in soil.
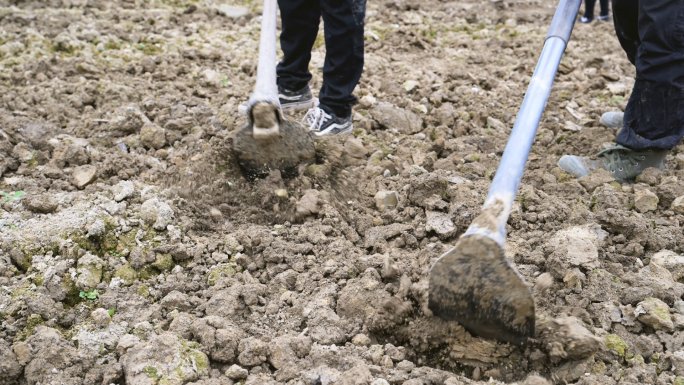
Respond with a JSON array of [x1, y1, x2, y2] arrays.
[[635, 297, 674, 331], [120, 332, 209, 383], [375, 190, 399, 211], [21, 194, 58, 214], [71, 165, 98, 189]]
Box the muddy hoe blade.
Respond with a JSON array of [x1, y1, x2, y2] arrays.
[[428, 0, 582, 346], [232, 0, 315, 180]]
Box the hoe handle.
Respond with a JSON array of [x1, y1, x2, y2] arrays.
[[464, 0, 582, 245], [248, 0, 280, 108]]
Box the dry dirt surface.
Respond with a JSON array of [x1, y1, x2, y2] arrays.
[[1, 0, 684, 384]]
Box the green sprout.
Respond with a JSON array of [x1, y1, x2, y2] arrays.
[[0, 191, 26, 203], [79, 289, 99, 301]]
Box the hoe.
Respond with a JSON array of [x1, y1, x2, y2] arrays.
[[428, 0, 582, 346], [232, 0, 316, 180]]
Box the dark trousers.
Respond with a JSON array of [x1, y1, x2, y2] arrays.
[[276, 0, 366, 118], [612, 0, 684, 150], [584, 0, 609, 19]]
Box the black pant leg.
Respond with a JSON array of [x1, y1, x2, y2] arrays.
[[611, 0, 639, 65], [584, 0, 596, 19], [276, 0, 321, 91], [318, 0, 366, 117], [599, 0, 609, 17], [615, 0, 684, 150]]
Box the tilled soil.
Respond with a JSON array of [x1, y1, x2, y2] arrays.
[[1, 0, 684, 384]]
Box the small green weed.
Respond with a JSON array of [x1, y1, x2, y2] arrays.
[[0, 191, 26, 203], [79, 289, 99, 301]]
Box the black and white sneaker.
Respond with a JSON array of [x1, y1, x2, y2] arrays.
[[303, 107, 353, 136], [237, 84, 317, 115], [278, 84, 317, 112]]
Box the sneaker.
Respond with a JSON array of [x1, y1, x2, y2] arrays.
[[558, 144, 668, 183], [303, 106, 353, 136], [237, 85, 317, 115], [580, 16, 593, 23], [599, 111, 624, 128], [597, 15, 611, 22], [278, 84, 316, 112]]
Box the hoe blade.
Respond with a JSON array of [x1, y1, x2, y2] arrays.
[[233, 117, 316, 181], [428, 234, 535, 346]]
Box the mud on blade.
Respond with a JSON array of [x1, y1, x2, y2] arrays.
[[428, 235, 535, 346]]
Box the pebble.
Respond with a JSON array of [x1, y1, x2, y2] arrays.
[[352, 333, 371, 347], [218, 4, 250, 19], [87, 219, 106, 237], [634, 188, 658, 213], [140, 122, 166, 150], [635, 297, 674, 332], [225, 364, 248, 379], [90, 308, 111, 327], [113, 180, 135, 202], [374, 191, 398, 211], [674, 300, 684, 314], [275, 189, 288, 200], [344, 137, 368, 159], [672, 195, 684, 214], [22, 194, 58, 214], [71, 165, 98, 189]]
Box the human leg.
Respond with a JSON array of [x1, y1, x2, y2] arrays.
[[276, 0, 321, 91], [318, 0, 366, 118], [616, 0, 684, 150]]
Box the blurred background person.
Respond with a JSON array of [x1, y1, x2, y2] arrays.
[[580, 0, 610, 23]]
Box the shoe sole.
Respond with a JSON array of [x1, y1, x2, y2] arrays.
[[282, 99, 317, 112], [314, 123, 353, 137], [237, 99, 318, 116]]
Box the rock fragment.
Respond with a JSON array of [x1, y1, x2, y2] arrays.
[[225, 364, 249, 380], [538, 316, 601, 362], [75, 253, 104, 291], [219, 4, 250, 18], [71, 165, 97, 189], [120, 332, 208, 383], [238, 337, 268, 367], [140, 122, 167, 150], [140, 197, 174, 230], [672, 195, 684, 214], [635, 297, 674, 331], [0, 339, 22, 383], [344, 137, 368, 159], [296, 189, 330, 219], [22, 194, 58, 214], [578, 169, 614, 193], [370, 102, 423, 134], [425, 210, 456, 238], [113, 180, 135, 202], [546, 225, 601, 279], [375, 190, 398, 211], [91, 308, 111, 327], [651, 250, 684, 280], [634, 188, 659, 213]]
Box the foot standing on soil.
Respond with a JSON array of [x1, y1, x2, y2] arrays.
[[560, 0, 684, 183], [276, 0, 365, 136], [579, 0, 610, 23]]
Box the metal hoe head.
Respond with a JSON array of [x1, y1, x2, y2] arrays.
[[427, 0, 581, 346], [428, 234, 534, 345], [233, 102, 315, 180], [231, 0, 315, 180]]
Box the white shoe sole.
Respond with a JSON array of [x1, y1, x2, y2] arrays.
[[238, 98, 318, 116], [314, 123, 353, 136]]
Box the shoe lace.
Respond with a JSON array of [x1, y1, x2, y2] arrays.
[[303, 107, 332, 132], [596, 145, 650, 174]]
